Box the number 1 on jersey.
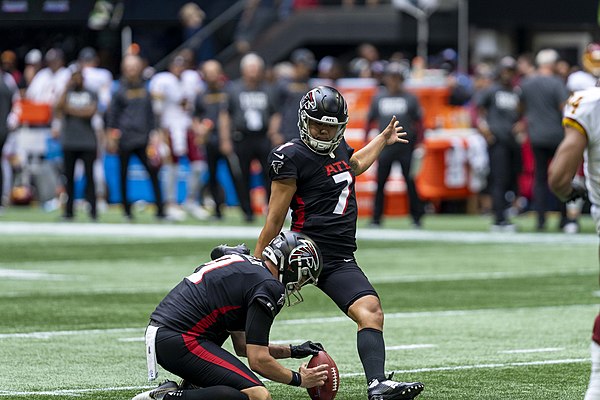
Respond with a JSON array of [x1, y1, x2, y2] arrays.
[[333, 171, 352, 215]]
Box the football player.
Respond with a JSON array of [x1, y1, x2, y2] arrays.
[[131, 231, 328, 400], [548, 82, 598, 399], [254, 86, 425, 400]]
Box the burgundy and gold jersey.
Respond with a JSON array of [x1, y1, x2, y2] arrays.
[[268, 138, 358, 259]]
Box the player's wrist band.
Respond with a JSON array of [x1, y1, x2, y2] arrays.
[[289, 370, 302, 386]]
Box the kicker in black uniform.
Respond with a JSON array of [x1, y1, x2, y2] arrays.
[[255, 86, 425, 400]]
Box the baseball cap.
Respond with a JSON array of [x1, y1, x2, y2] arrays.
[[498, 56, 517, 70], [535, 49, 559, 66], [78, 47, 97, 62], [384, 60, 409, 78], [45, 48, 64, 63], [25, 49, 42, 65], [290, 48, 316, 69]]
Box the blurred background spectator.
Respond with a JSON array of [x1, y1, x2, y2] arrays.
[[518, 48, 573, 232]]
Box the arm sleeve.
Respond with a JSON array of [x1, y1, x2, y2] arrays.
[[245, 298, 276, 346]]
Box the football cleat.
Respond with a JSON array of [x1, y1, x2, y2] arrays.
[[210, 243, 250, 260], [368, 373, 424, 400], [131, 380, 178, 400]]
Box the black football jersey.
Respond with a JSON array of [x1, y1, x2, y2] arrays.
[[268, 138, 358, 258], [150, 254, 285, 345]]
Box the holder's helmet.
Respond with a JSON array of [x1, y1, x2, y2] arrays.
[[298, 86, 349, 157], [262, 231, 323, 306]]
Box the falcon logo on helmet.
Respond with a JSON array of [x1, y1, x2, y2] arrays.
[[262, 231, 323, 306], [298, 86, 349, 157]]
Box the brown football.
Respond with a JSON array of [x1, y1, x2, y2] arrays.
[[306, 351, 339, 400]]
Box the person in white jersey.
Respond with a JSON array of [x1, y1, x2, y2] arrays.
[[549, 81, 600, 400], [150, 55, 205, 221], [78, 47, 114, 214]]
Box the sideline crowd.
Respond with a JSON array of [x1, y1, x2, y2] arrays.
[[0, 41, 596, 232]]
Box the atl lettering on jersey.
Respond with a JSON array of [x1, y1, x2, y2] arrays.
[[324, 160, 351, 176]]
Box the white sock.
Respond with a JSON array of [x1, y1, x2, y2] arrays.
[[585, 341, 600, 400]]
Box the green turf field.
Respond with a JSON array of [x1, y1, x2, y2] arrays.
[[0, 207, 598, 399]]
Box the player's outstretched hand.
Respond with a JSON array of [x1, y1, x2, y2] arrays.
[[210, 244, 250, 260], [299, 362, 328, 389], [290, 341, 325, 358], [382, 115, 408, 145]]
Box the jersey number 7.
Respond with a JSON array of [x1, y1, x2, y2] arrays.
[[333, 171, 352, 215]]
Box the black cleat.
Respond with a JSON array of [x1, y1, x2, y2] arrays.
[[368, 374, 424, 400], [210, 243, 250, 260], [131, 380, 178, 400]]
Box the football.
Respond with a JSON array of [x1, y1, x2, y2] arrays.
[[306, 351, 339, 400]]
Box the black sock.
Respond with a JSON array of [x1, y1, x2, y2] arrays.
[[357, 327, 386, 383], [164, 386, 249, 400]]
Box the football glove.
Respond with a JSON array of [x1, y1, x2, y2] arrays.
[[290, 341, 325, 358], [210, 244, 250, 260], [565, 181, 588, 203]]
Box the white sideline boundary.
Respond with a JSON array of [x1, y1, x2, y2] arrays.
[[0, 358, 589, 396], [1, 303, 596, 340], [0, 221, 597, 245]]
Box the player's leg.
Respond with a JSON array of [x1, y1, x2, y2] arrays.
[[153, 328, 267, 399], [232, 137, 253, 221], [317, 259, 424, 399], [531, 145, 549, 230], [81, 150, 97, 219], [256, 136, 272, 201], [205, 139, 223, 219], [134, 146, 165, 218], [372, 149, 393, 226], [184, 130, 209, 220], [398, 148, 423, 227], [118, 148, 132, 217], [585, 206, 600, 400], [585, 314, 600, 400], [62, 150, 77, 218]]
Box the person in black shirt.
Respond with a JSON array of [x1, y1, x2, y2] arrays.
[[132, 231, 328, 400], [366, 61, 425, 228], [223, 53, 281, 222], [254, 86, 425, 399], [274, 48, 317, 143], [476, 57, 522, 231], [54, 69, 98, 221], [107, 54, 165, 220], [0, 71, 17, 212]]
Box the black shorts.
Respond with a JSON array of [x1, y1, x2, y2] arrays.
[[316, 257, 379, 314], [155, 327, 264, 390]]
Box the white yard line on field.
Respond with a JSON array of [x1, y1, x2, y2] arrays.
[[0, 221, 597, 245], [0, 358, 589, 396], [386, 344, 437, 350], [0, 327, 141, 340], [1, 304, 596, 340], [0, 268, 70, 281], [498, 347, 565, 354], [339, 357, 590, 378], [0, 385, 152, 397]]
